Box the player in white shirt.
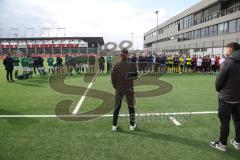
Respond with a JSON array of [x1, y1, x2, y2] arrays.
[[196, 56, 203, 73]]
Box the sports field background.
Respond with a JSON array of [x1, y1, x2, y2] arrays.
[[0, 59, 239, 160]]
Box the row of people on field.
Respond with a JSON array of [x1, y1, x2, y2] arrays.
[[3, 52, 227, 82], [2, 53, 114, 82], [65, 54, 113, 75], [11, 54, 64, 79], [128, 54, 227, 74]]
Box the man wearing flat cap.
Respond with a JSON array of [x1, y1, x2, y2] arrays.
[[111, 48, 138, 131]]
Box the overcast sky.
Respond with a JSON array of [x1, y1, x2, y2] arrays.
[[0, 0, 201, 49]]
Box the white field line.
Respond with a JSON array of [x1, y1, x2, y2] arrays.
[[169, 116, 181, 126], [72, 72, 99, 115], [0, 111, 218, 118]]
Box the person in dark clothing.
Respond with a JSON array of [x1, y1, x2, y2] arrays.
[[131, 54, 137, 63], [32, 56, 38, 75], [154, 54, 160, 72], [3, 53, 15, 82], [56, 56, 64, 74], [111, 48, 138, 132], [210, 42, 240, 152], [88, 54, 96, 73], [37, 56, 45, 75], [138, 55, 144, 73], [98, 56, 105, 73], [147, 54, 154, 72]]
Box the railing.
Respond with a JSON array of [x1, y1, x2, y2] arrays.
[[193, 3, 240, 26], [219, 3, 240, 16]]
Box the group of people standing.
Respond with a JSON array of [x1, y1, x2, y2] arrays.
[[3, 54, 47, 82], [2, 53, 115, 82], [127, 53, 227, 75]]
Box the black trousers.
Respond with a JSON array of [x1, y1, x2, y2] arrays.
[[113, 88, 135, 126], [107, 63, 112, 73], [6, 69, 13, 81], [218, 99, 240, 145]]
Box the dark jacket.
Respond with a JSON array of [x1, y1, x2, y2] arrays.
[[3, 56, 14, 70], [36, 57, 44, 67], [216, 50, 240, 102], [111, 59, 138, 90]]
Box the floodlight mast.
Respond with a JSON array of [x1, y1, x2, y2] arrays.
[[24, 28, 35, 37], [8, 28, 19, 38], [40, 28, 50, 37], [56, 28, 66, 37], [155, 10, 159, 54]]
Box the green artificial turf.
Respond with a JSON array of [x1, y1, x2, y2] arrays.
[[0, 59, 239, 160]]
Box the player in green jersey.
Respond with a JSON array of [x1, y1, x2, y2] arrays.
[[12, 54, 20, 79], [107, 54, 113, 74], [88, 54, 96, 73], [47, 55, 54, 74], [27, 55, 34, 78], [21, 54, 29, 79]]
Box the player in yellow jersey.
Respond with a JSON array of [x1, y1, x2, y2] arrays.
[[179, 56, 184, 73], [167, 55, 173, 72], [186, 56, 192, 72]]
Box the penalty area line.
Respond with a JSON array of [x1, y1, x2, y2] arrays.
[[72, 71, 99, 115], [0, 111, 218, 118]]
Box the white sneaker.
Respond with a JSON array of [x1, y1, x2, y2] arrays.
[[209, 141, 227, 152], [112, 125, 118, 132], [130, 124, 137, 131], [230, 139, 240, 150]]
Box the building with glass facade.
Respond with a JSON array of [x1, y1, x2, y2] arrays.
[[144, 0, 240, 56]]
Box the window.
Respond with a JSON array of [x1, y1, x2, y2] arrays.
[[205, 27, 209, 37], [193, 30, 198, 39], [209, 26, 213, 36], [229, 19, 237, 33], [183, 32, 189, 41], [178, 34, 183, 41], [184, 17, 188, 29], [218, 23, 225, 35], [201, 28, 206, 38], [152, 31, 157, 37], [189, 31, 193, 39], [189, 15, 193, 27], [224, 22, 229, 33], [213, 25, 218, 36], [180, 19, 184, 30], [237, 19, 240, 32], [196, 29, 201, 39]]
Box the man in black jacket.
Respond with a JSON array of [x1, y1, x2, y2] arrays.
[[210, 42, 240, 152], [111, 48, 138, 132], [3, 53, 15, 83]]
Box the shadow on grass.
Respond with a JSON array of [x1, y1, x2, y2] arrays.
[[15, 77, 50, 87], [15, 81, 45, 87], [0, 109, 39, 126], [117, 128, 240, 159]]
